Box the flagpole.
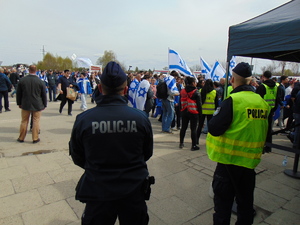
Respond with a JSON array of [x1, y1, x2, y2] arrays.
[[168, 47, 170, 75], [224, 61, 229, 98]]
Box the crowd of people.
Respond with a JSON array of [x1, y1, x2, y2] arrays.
[[1, 62, 300, 224], [0, 64, 299, 147]]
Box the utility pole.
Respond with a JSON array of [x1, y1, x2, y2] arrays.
[[41, 45, 45, 59]]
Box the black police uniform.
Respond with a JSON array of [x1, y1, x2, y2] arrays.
[[69, 94, 153, 225]]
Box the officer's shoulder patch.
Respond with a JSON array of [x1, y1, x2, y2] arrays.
[[213, 107, 221, 116]]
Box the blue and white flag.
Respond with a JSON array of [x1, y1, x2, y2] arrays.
[[229, 56, 237, 78], [168, 48, 193, 77], [200, 57, 211, 79], [135, 80, 150, 111], [210, 61, 226, 82], [128, 78, 140, 107], [164, 75, 179, 95]]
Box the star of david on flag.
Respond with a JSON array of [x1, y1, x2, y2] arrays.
[[200, 57, 211, 79], [168, 48, 193, 77], [135, 80, 150, 111], [210, 61, 226, 82], [229, 56, 237, 78]]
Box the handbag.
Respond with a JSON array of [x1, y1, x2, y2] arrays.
[[66, 87, 77, 101]]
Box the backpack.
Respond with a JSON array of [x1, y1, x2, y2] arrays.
[[156, 81, 168, 99]]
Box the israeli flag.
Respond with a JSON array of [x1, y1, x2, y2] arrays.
[[164, 75, 179, 94], [135, 80, 150, 111], [168, 48, 193, 77], [200, 57, 211, 79], [210, 61, 226, 82], [128, 78, 140, 108], [229, 56, 236, 78]]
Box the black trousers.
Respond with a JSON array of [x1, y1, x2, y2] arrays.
[[171, 104, 181, 128], [82, 191, 149, 225], [212, 163, 256, 225], [180, 111, 199, 146], [59, 94, 73, 114], [0, 90, 9, 111], [197, 114, 213, 142]]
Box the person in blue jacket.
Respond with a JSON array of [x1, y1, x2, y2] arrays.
[[77, 72, 93, 111], [69, 61, 153, 225]]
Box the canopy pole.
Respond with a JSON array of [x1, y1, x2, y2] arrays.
[[224, 61, 230, 99]]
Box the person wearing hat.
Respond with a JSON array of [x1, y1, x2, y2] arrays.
[[69, 61, 153, 225], [206, 62, 270, 225]]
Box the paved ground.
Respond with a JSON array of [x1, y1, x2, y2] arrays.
[[0, 96, 299, 225]]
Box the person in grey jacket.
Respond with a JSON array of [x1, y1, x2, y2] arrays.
[[0, 67, 12, 113], [16, 65, 47, 143]]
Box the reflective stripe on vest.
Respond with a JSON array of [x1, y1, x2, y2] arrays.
[[206, 91, 270, 169], [262, 83, 277, 108], [202, 89, 216, 115], [180, 89, 199, 114]]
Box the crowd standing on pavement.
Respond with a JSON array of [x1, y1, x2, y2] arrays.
[[1, 61, 300, 224]]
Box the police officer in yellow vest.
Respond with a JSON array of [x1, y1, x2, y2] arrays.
[[206, 62, 270, 225], [256, 71, 281, 153], [197, 79, 218, 144]]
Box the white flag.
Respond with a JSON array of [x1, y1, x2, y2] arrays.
[[168, 48, 193, 77], [200, 57, 211, 79], [71, 53, 77, 61], [229, 56, 236, 78], [76, 58, 93, 68], [210, 61, 226, 82]]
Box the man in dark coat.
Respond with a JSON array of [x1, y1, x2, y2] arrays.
[[69, 61, 153, 225], [0, 67, 12, 113], [16, 65, 47, 143], [57, 69, 78, 116], [9, 67, 20, 98]]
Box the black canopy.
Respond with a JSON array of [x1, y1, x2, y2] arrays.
[[227, 0, 300, 63]]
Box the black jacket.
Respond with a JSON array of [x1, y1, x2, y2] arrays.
[[9, 72, 20, 85], [16, 74, 47, 111], [69, 94, 153, 202], [47, 73, 57, 86]]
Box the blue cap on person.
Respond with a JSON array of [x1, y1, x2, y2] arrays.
[[100, 61, 127, 88], [232, 62, 252, 78]]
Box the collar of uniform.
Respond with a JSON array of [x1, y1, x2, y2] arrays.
[[96, 94, 128, 106], [231, 85, 254, 94]]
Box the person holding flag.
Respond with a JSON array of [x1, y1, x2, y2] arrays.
[[128, 72, 142, 107], [161, 71, 179, 133]]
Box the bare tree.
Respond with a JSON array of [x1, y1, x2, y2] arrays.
[[260, 61, 278, 74], [278, 61, 287, 75], [290, 62, 300, 75]]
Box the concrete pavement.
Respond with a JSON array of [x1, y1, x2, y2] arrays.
[[0, 96, 299, 225]]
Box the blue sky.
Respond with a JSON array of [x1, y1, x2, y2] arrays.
[[0, 0, 289, 71]]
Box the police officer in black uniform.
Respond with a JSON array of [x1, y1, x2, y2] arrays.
[[69, 61, 153, 225]]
